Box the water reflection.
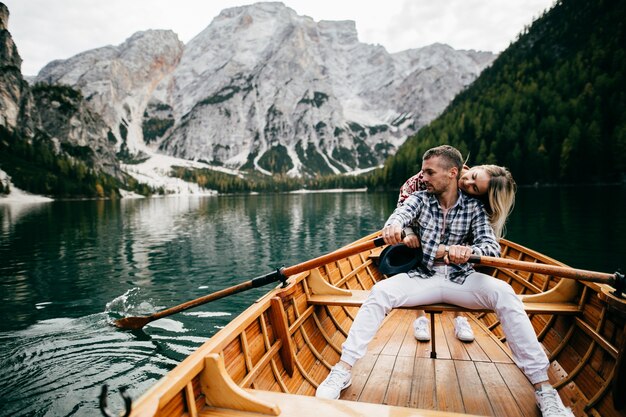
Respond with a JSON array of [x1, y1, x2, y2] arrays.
[[506, 185, 626, 273]]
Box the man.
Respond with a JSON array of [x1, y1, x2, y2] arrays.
[[315, 145, 573, 417]]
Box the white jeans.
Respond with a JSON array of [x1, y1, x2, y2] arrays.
[[340, 269, 550, 384]]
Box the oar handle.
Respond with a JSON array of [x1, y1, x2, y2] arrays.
[[468, 254, 620, 285]]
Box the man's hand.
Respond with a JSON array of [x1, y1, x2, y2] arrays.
[[382, 224, 404, 245], [445, 245, 473, 264]]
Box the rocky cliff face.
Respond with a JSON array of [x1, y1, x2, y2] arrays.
[[32, 2, 495, 177], [37, 29, 184, 159], [0, 2, 120, 179], [0, 2, 37, 138], [31, 84, 121, 177]]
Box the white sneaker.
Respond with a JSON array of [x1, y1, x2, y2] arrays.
[[535, 385, 574, 417], [413, 316, 430, 341], [315, 365, 352, 399], [453, 316, 475, 342]]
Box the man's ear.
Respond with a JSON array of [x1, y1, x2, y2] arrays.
[[449, 166, 458, 179]]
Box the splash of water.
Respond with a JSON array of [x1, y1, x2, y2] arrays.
[[105, 288, 156, 318]]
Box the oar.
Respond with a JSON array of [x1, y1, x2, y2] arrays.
[[384, 243, 623, 293], [113, 235, 387, 330], [467, 254, 625, 297]]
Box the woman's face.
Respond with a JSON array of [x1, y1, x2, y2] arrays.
[[459, 167, 491, 196]]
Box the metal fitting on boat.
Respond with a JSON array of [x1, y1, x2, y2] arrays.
[[99, 384, 132, 417]]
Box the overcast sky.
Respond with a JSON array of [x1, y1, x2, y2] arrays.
[[4, 0, 556, 76]]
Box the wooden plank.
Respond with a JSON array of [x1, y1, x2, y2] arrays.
[[434, 359, 464, 413], [475, 362, 525, 417], [341, 353, 378, 401], [381, 309, 415, 357], [397, 311, 420, 358], [441, 313, 471, 361], [308, 292, 581, 315], [468, 315, 513, 364], [433, 314, 452, 359], [359, 354, 396, 404], [496, 363, 541, 417], [413, 314, 451, 360], [269, 297, 295, 376], [185, 382, 199, 417], [454, 360, 494, 416], [415, 328, 435, 359], [384, 355, 414, 407], [410, 357, 436, 410], [369, 309, 404, 355], [460, 316, 491, 363]]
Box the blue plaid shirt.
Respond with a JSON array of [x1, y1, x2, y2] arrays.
[[385, 190, 500, 284]]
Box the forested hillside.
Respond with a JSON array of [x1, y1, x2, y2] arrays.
[[371, 0, 626, 187]]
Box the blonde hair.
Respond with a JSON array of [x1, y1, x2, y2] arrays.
[[476, 165, 517, 239]]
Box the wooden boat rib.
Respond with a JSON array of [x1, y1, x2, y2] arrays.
[[126, 232, 626, 417]]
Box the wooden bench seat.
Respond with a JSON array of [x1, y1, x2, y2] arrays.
[[307, 290, 582, 315], [307, 286, 581, 358]]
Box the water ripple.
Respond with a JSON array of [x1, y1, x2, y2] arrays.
[[0, 313, 187, 417]]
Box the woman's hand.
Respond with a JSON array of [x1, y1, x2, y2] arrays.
[[403, 234, 421, 249]]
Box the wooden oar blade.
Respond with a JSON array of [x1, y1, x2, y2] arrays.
[[114, 316, 152, 330]]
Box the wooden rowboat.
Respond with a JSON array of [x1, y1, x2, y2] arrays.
[[120, 232, 626, 417]]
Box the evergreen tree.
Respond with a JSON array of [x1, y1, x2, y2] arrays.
[[370, 0, 626, 188]]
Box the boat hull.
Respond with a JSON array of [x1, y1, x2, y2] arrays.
[[126, 233, 626, 417]]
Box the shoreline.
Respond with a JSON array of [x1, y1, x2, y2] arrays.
[[0, 187, 371, 205], [2, 182, 623, 205]]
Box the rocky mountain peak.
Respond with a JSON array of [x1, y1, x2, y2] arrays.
[[37, 29, 184, 155], [0, 2, 8, 31], [32, 2, 496, 178], [0, 2, 31, 134]]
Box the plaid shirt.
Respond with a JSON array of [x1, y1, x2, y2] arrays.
[[385, 190, 500, 284]]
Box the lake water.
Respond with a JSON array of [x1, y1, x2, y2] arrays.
[[1, 187, 624, 416]]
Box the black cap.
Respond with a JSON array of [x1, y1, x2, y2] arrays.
[[378, 244, 422, 275]]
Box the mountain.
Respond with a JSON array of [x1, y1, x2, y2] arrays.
[[0, 3, 122, 198], [0, 2, 36, 138], [36, 29, 184, 161], [373, 0, 626, 187], [35, 2, 495, 177]]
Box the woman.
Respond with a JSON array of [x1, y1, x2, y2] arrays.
[[397, 164, 517, 342]]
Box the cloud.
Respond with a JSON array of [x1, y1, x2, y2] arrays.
[[380, 0, 554, 52], [3, 0, 555, 75]]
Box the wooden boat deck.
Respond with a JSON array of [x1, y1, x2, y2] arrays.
[[340, 309, 540, 417]]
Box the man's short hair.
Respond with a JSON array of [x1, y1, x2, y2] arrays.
[[423, 145, 463, 178]]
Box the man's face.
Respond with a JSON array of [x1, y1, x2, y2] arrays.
[[421, 156, 457, 195]]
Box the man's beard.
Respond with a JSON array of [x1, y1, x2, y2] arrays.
[[424, 183, 440, 195]]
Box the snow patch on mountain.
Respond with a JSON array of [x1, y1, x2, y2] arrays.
[[34, 2, 496, 180]]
